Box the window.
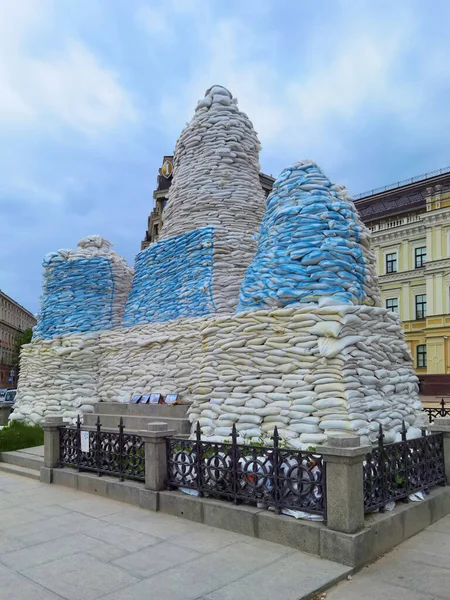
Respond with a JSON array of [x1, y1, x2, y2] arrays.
[[417, 344, 427, 368], [415, 247, 426, 268], [386, 298, 399, 313], [415, 294, 427, 319], [385, 252, 397, 273]]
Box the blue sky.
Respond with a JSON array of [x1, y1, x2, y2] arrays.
[[1, 0, 450, 314]]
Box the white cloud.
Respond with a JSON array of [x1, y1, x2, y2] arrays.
[[0, 0, 137, 134], [156, 4, 429, 169], [136, 4, 173, 37]]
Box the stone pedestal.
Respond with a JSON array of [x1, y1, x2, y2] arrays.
[[138, 422, 175, 491], [321, 435, 371, 534], [41, 416, 64, 469]]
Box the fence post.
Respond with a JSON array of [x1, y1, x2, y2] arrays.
[[138, 422, 175, 491], [321, 435, 371, 534], [428, 417, 450, 483], [41, 416, 64, 469]]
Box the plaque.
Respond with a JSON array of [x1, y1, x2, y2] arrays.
[[149, 393, 161, 404], [131, 395, 141, 404], [165, 394, 178, 405], [140, 395, 150, 404]]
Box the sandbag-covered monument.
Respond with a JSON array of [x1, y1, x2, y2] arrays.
[[13, 85, 423, 447]]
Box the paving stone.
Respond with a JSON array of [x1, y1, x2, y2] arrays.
[[58, 497, 126, 518], [203, 552, 350, 600], [22, 553, 139, 600], [107, 542, 285, 600], [326, 576, 439, 600], [83, 523, 161, 553], [0, 532, 125, 571], [112, 541, 202, 578], [364, 556, 450, 599], [0, 563, 62, 600]]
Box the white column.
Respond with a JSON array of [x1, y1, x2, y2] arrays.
[[402, 283, 410, 321], [426, 275, 434, 316]]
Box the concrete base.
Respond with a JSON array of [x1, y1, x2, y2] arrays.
[[42, 467, 450, 567]]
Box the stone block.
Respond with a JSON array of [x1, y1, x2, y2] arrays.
[[320, 527, 370, 567], [139, 489, 159, 512], [429, 486, 450, 523], [202, 498, 258, 537], [77, 473, 108, 496], [159, 491, 204, 523], [106, 480, 141, 506], [52, 468, 78, 489], [402, 498, 431, 540], [256, 511, 321, 555], [40, 467, 53, 484]]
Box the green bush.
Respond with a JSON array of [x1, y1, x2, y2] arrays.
[[0, 421, 44, 453]]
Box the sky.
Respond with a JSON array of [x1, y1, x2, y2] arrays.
[[1, 0, 450, 315]]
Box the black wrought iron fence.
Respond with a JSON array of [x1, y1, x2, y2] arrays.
[[59, 416, 145, 482], [423, 399, 450, 423], [166, 423, 326, 518], [364, 423, 445, 513]]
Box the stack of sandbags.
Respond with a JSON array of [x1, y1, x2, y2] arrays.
[[123, 228, 216, 325], [158, 85, 267, 313], [189, 303, 421, 448], [237, 160, 380, 311], [33, 235, 133, 339], [97, 318, 205, 402], [12, 333, 100, 424]]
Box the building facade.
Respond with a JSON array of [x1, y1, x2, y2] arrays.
[[0, 291, 36, 388], [354, 167, 450, 393], [141, 156, 275, 250]]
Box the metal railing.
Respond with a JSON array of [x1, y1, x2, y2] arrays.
[[354, 165, 450, 200], [423, 399, 450, 423], [363, 423, 445, 513], [166, 423, 326, 518], [59, 416, 145, 482]]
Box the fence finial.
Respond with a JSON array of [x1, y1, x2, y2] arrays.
[[401, 421, 407, 442], [378, 423, 384, 447]]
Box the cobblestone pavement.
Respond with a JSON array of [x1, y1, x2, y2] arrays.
[[0, 471, 350, 600]]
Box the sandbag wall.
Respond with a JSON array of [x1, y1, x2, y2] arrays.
[[158, 86, 267, 314], [97, 318, 205, 403], [12, 333, 100, 423], [33, 235, 133, 339], [189, 304, 422, 448], [123, 228, 216, 325]]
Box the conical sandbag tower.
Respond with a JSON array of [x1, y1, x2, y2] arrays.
[[158, 85, 267, 313]]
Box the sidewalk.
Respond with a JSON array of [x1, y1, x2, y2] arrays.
[[0, 471, 350, 600], [327, 514, 450, 600]]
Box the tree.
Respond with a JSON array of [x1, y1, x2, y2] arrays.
[[12, 328, 33, 368]]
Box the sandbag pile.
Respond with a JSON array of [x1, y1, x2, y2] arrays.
[[12, 333, 100, 424], [97, 318, 205, 402], [158, 85, 267, 313], [189, 303, 421, 448], [123, 228, 216, 325], [33, 235, 133, 339], [238, 161, 380, 312]]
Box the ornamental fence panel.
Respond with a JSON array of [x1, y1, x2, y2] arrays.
[[59, 416, 145, 482], [166, 423, 327, 518], [363, 422, 445, 513], [423, 399, 450, 423]]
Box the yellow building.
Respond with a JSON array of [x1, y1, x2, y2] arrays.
[[354, 167, 450, 394]]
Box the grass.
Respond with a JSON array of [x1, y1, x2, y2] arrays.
[[0, 421, 44, 453]]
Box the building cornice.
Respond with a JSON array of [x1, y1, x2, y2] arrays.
[[372, 224, 425, 243], [421, 207, 450, 226], [379, 268, 426, 284]]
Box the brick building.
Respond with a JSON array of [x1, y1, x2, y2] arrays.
[[0, 291, 36, 388]]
